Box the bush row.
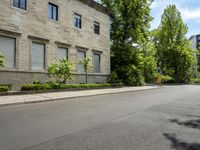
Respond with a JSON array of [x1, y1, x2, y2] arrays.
[[0, 86, 9, 92], [21, 83, 124, 91]]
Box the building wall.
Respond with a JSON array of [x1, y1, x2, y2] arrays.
[[190, 36, 197, 50], [0, 0, 111, 90]]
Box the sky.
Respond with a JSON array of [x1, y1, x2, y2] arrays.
[[150, 0, 200, 38]]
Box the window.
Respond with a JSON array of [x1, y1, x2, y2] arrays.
[[13, 0, 26, 10], [74, 14, 82, 29], [31, 42, 45, 70], [48, 3, 58, 21], [94, 22, 100, 35], [0, 36, 16, 68], [93, 53, 101, 73], [77, 51, 86, 73], [57, 47, 68, 60]]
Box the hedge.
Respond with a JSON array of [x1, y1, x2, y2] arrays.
[[21, 83, 124, 91], [0, 86, 9, 92]]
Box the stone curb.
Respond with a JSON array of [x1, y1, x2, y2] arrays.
[[0, 86, 160, 107]]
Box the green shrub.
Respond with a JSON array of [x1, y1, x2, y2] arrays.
[[33, 80, 42, 84], [21, 83, 123, 91], [0, 86, 9, 92], [161, 75, 175, 83], [48, 58, 73, 84], [108, 71, 121, 84], [21, 84, 52, 91], [190, 78, 200, 84], [125, 65, 144, 86], [0, 53, 4, 67]]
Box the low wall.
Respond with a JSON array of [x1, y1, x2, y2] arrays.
[[0, 71, 109, 90]]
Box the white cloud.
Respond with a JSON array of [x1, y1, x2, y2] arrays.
[[180, 8, 200, 20]]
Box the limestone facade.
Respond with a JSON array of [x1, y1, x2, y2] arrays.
[[0, 0, 111, 90]]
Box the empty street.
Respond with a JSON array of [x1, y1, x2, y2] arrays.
[[0, 85, 200, 150]]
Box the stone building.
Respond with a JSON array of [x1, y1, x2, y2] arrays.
[[189, 34, 200, 50], [0, 0, 112, 90]]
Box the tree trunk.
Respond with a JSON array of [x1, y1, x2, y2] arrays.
[[85, 70, 88, 84]]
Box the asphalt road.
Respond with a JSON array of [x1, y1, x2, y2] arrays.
[[0, 85, 200, 150]]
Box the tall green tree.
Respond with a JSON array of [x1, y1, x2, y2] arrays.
[[101, 0, 154, 85], [155, 5, 195, 82]]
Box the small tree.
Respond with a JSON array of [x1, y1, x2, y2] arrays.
[[48, 58, 73, 84], [79, 57, 93, 84], [0, 53, 4, 67]]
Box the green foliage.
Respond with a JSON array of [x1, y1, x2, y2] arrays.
[[79, 57, 93, 84], [101, 0, 154, 85], [108, 71, 121, 83], [0, 53, 4, 67], [48, 58, 73, 84], [154, 5, 195, 82], [33, 80, 42, 84], [21, 84, 52, 91], [0, 86, 9, 92], [125, 65, 145, 86], [161, 75, 175, 83], [190, 78, 200, 84], [21, 83, 123, 91], [140, 40, 158, 83], [197, 45, 200, 72]]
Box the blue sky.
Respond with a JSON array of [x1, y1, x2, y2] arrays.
[[151, 0, 200, 37]]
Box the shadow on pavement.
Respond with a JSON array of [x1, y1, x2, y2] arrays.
[[170, 119, 200, 130], [163, 133, 200, 150]]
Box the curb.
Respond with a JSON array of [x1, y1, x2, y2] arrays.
[[0, 87, 160, 107]]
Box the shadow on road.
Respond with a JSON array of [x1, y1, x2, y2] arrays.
[[163, 133, 200, 150], [170, 119, 200, 130]]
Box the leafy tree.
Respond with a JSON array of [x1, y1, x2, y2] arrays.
[[101, 0, 153, 85], [0, 53, 4, 67], [140, 40, 158, 83], [197, 44, 200, 72], [79, 57, 93, 84], [154, 5, 195, 82], [48, 58, 73, 84]]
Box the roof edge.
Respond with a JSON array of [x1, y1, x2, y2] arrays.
[[80, 0, 113, 17]]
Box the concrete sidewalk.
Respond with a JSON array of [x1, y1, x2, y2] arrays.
[[0, 86, 158, 107]]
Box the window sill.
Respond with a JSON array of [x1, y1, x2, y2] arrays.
[[48, 19, 59, 23], [11, 6, 27, 14], [73, 27, 82, 31]]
